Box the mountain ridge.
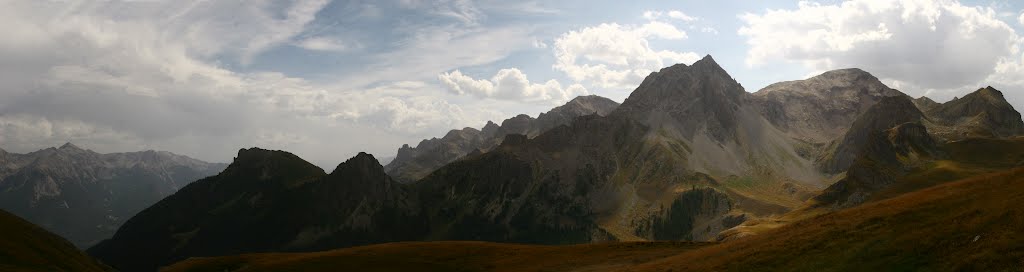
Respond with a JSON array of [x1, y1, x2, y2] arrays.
[[0, 143, 226, 248], [384, 94, 619, 183]]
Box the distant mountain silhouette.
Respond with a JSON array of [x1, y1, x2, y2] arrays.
[[0, 144, 224, 248]]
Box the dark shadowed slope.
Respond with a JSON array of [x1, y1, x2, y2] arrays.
[[385, 95, 619, 183], [88, 148, 330, 271], [0, 144, 226, 248], [163, 166, 1024, 271], [88, 148, 425, 272], [0, 209, 109, 272]]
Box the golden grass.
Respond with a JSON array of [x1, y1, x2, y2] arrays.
[[163, 241, 709, 272]]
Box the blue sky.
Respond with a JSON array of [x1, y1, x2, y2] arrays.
[[1, 0, 1023, 168]]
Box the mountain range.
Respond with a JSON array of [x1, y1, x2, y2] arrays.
[[384, 95, 619, 183], [78, 55, 1024, 271], [0, 144, 225, 248]]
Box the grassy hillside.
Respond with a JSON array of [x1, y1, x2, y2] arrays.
[[163, 241, 707, 272], [0, 209, 109, 272], [631, 166, 1024, 271]]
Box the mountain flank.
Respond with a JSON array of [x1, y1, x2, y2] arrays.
[[0, 209, 110, 271]]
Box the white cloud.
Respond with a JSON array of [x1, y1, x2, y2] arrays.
[[644, 10, 698, 22], [336, 24, 535, 90], [0, 0, 502, 168], [552, 22, 701, 89], [295, 37, 351, 51], [439, 68, 588, 104], [1019, 11, 1024, 25], [668, 11, 698, 22], [739, 0, 1019, 90]]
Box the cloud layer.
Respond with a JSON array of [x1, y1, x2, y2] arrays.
[[439, 69, 588, 104], [553, 21, 701, 90], [0, 0, 510, 167], [739, 0, 1021, 92]]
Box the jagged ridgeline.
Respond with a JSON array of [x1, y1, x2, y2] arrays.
[[89, 55, 1024, 271], [385, 95, 620, 183]]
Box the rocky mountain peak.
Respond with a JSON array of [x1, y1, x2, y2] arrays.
[[614, 54, 746, 142], [481, 121, 500, 136], [913, 96, 941, 112], [924, 86, 1024, 139], [330, 152, 386, 180], [557, 95, 619, 114], [230, 148, 325, 182], [690, 54, 726, 73], [59, 142, 81, 151], [976, 86, 1006, 102], [752, 68, 902, 143], [818, 68, 872, 80]]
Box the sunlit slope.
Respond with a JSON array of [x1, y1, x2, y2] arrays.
[[163, 241, 708, 272], [631, 166, 1024, 271], [0, 209, 109, 272]]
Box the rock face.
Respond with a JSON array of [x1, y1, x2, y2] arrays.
[[752, 68, 903, 145], [808, 86, 1023, 208], [634, 188, 737, 241], [614, 56, 746, 143], [0, 144, 225, 248], [814, 122, 944, 208], [818, 95, 926, 174], [89, 148, 425, 272], [384, 95, 619, 183], [922, 86, 1024, 141]]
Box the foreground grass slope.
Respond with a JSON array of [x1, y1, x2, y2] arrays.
[[631, 166, 1024, 271], [0, 209, 109, 272], [164, 241, 708, 272]]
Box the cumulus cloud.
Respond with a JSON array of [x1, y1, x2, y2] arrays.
[[553, 21, 701, 89], [439, 69, 589, 104], [739, 0, 1019, 90], [1019, 11, 1024, 26]]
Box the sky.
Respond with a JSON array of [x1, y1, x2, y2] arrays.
[[1, 0, 1023, 169]]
